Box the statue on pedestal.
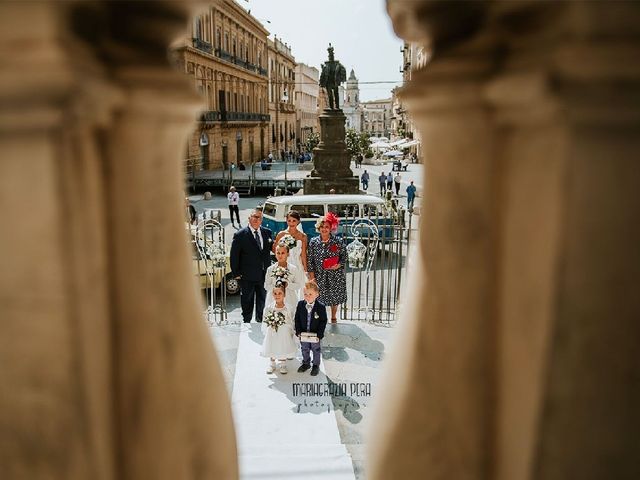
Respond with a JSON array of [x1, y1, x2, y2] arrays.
[[319, 44, 347, 110]]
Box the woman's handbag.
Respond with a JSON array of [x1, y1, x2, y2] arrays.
[[322, 256, 340, 269]]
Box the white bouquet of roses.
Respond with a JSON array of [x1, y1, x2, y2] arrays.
[[279, 234, 297, 250], [270, 265, 291, 282], [207, 241, 227, 268], [347, 239, 367, 268], [263, 310, 286, 332]]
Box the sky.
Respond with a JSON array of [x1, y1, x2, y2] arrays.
[[238, 0, 404, 102]]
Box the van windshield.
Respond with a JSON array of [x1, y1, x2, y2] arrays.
[[263, 202, 277, 217], [291, 204, 324, 219]]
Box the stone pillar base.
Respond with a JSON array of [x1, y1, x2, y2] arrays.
[[303, 176, 360, 195]]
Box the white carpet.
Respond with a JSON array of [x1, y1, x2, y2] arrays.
[[231, 324, 356, 480]]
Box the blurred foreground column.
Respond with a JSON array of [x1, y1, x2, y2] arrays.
[[370, 1, 640, 479], [0, 2, 237, 479]]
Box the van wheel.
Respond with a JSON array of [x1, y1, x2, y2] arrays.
[[226, 277, 240, 295]]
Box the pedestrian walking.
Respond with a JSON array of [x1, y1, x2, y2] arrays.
[[378, 171, 387, 195], [227, 186, 241, 227], [361, 170, 370, 191], [386, 172, 393, 192], [394, 172, 402, 195], [406, 181, 417, 210]]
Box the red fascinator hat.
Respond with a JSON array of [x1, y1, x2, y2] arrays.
[[324, 211, 339, 233]]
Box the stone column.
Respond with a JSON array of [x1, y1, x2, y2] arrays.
[[0, 2, 237, 479], [370, 1, 640, 479]]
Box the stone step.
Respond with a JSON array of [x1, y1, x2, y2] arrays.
[[239, 444, 354, 480]]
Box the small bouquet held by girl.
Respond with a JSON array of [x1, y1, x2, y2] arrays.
[[261, 285, 297, 374], [263, 309, 286, 332], [265, 242, 305, 311], [270, 264, 291, 282]]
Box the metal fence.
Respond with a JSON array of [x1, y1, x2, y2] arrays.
[[192, 215, 231, 326], [336, 204, 413, 324]]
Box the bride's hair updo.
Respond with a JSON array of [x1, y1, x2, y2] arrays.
[[286, 210, 301, 222]]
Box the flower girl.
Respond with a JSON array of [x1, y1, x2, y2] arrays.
[[262, 284, 297, 374], [265, 243, 305, 311]]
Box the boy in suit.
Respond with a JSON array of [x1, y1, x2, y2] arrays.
[[294, 281, 328, 376]]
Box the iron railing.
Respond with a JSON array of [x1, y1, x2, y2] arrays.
[[192, 215, 234, 325], [334, 204, 413, 324]]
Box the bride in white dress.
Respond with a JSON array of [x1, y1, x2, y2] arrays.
[[273, 210, 308, 293]]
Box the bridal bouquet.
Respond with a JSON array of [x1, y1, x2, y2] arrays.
[[263, 310, 286, 332], [270, 265, 291, 282], [279, 234, 297, 250]]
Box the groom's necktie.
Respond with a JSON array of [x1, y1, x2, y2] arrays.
[[253, 229, 261, 249]]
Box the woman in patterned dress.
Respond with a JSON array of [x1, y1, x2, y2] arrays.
[[306, 213, 347, 323]]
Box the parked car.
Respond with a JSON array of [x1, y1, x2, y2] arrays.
[[188, 224, 239, 295], [261, 194, 394, 239]]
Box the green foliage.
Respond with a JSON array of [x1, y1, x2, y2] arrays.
[[306, 131, 320, 151], [345, 129, 370, 156]]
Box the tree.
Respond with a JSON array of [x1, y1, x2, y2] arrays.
[[345, 128, 370, 157], [305, 131, 320, 151]]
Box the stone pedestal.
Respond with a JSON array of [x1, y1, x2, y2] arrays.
[[304, 109, 359, 194]]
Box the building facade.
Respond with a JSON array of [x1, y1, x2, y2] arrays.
[[294, 63, 319, 150], [362, 98, 392, 137], [171, 0, 270, 172], [268, 36, 296, 159], [343, 69, 363, 132], [396, 42, 430, 159]]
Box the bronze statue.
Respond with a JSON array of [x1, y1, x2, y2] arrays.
[[319, 44, 347, 110]]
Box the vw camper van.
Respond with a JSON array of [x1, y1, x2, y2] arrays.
[[261, 194, 392, 239]]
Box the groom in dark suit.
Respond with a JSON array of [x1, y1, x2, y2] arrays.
[[230, 206, 273, 323]]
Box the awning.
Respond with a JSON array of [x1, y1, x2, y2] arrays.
[[382, 150, 404, 157], [400, 140, 420, 148]]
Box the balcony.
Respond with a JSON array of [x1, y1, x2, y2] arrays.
[[200, 111, 221, 122], [192, 38, 213, 54], [199, 111, 270, 123], [212, 48, 268, 77]]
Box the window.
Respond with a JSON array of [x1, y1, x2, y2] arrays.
[[362, 204, 381, 216], [263, 202, 277, 217], [328, 204, 360, 218], [290, 204, 325, 219]]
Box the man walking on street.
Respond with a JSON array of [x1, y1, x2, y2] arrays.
[[406, 181, 417, 210], [386, 172, 393, 193], [227, 186, 241, 227], [230, 207, 273, 323], [361, 170, 370, 191], [394, 172, 402, 196], [379, 171, 387, 195]]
